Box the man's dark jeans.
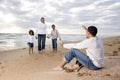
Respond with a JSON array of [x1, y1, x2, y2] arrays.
[[38, 34, 46, 51]]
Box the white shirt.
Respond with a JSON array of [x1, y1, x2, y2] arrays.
[[36, 22, 47, 34], [63, 36, 104, 68], [28, 35, 34, 43], [50, 29, 61, 39]]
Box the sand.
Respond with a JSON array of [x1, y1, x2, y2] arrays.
[[0, 36, 120, 80]]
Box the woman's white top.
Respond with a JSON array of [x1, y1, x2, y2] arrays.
[[36, 22, 47, 34]]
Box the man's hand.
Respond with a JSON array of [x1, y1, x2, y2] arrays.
[[47, 34, 51, 39], [35, 36, 38, 39], [59, 41, 64, 47], [82, 25, 87, 30]]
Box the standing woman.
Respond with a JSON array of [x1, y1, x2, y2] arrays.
[[36, 17, 47, 53]]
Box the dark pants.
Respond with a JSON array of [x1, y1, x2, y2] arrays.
[[28, 43, 34, 48], [38, 34, 46, 51], [52, 38, 57, 50]]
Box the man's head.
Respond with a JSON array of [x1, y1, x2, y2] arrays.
[[40, 17, 45, 23], [51, 24, 55, 30], [86, 26, 97, 38]]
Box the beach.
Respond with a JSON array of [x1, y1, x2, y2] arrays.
[[0, 36, 120, 80]]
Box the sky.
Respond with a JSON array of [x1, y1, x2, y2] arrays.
[[0, 0, 120, 34]]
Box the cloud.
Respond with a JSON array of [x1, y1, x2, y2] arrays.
[[0, 0, 120, 34]]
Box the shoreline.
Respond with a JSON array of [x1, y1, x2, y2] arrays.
[[0, 35, 119, 52]]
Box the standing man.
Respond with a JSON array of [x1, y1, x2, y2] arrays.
[[36, 17, 47, 53]]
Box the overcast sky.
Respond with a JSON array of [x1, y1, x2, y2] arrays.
[[0, 0, 120, 34]]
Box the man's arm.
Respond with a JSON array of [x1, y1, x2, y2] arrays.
[[35, 23, 38, 39], [59, 40, 80, 49], [59, 41, 64, 47], [57, 30, 61, 40], [82, 25, 87, 31], [59, 25, 89, 49], [47, 30, 52, 38]]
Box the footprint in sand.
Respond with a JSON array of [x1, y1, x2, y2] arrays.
[[35, 57, 39, 60], [77, 72, 89, 77], [118, 48, 120, 51], [0, 70, 5, 77], [0, 62, 6, 74], [1, 66, 5, 69], [113, 51, 118, 56], [104, 74, 111, 77], [0, 65, 5, 76]]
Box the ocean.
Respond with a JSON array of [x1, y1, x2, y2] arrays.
[[0, 33, 86, 51], [0, 33, 119, 51]]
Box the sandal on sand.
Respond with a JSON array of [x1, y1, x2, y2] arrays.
[[63, 67, 75, 72], [76, 65, 84, 72]]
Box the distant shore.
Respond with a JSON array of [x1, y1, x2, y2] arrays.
[[0, 36, 120, 80]]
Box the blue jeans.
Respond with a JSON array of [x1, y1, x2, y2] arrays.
[[52, 39, 57, 50], [64, 48, 100, 70], [38, 34, 46, 51]]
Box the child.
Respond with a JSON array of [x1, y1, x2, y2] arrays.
[[47, 24, 61, 52], [27, 30, 34, 54]]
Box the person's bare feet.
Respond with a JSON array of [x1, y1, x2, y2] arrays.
[[53, 66, 63, 71]]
